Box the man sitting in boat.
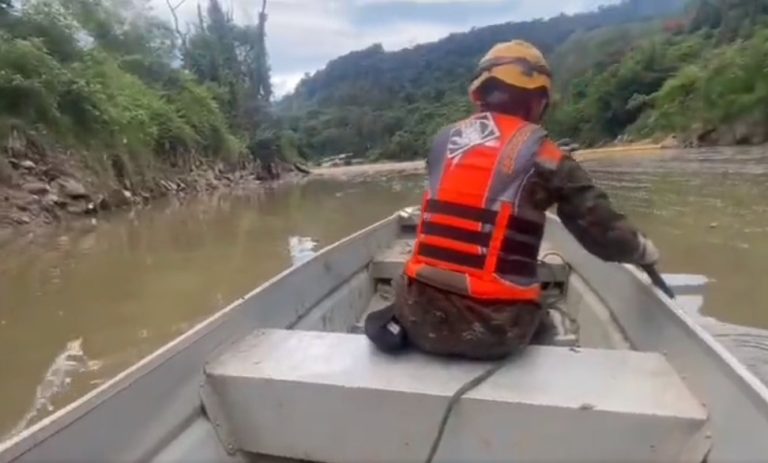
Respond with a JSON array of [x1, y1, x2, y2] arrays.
[[367, 40, 660, 359]]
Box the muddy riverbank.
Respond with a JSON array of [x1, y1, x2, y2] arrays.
[[0, 138, 306, 245], [0, 156, 419, 244]]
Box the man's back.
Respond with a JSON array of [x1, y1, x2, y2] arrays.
[[366, 39, 658, 360]]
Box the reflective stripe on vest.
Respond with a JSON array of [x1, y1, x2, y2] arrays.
[[406, 112, 558, 302]]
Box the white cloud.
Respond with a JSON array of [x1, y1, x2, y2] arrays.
[[267, 6, 455, 95], [272, 72, 306, 97]]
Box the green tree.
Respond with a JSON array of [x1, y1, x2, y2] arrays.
[[0, 0, 267, 187], [185, 0, 272, 135]]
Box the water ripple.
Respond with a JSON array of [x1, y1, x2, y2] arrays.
[[5, 339, 102, 440]]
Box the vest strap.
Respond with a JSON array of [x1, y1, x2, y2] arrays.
[[500, 238, 539, 261], [496, 257, 538, 278], [417, 243, 485, 270], [424, 199, 497, 225], [506, 216, 544, 238], [421, 221, 492, 248]]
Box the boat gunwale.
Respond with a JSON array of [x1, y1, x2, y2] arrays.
[[546, 211, 768, 406], [547, 212, 768, 402], [543, 213, 768, 460], [0, 213, 401, 461], [621, 264, 768, 405]]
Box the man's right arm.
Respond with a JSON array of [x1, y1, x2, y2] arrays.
[[535, 143, 659, 265]]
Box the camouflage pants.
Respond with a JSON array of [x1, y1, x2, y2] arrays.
[[393, 276, 544, 360]]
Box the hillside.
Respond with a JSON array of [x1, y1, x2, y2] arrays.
[[549, 0, 768, 146], [278, 0, 688, 161], [281, 0, 768, 160]]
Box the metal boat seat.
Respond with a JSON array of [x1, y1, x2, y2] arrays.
[[201, 329, 711, 463]]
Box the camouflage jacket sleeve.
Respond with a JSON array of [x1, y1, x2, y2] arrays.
[[532, 140, 644, 264]]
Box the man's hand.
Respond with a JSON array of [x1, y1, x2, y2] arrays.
[[635, 234, 660, 266]]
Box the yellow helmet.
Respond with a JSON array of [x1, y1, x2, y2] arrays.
[[469, 40, 552, 102]]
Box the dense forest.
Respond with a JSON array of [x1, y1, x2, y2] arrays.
[[0, 0, 280, 197], [549, 0, 768, 146], [280, 0, 768, 161]]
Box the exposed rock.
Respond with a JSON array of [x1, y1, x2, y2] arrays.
[[731, 117, 756, 145], [11, 192, 40, 212], [66, 199, 97, 215], [696, 114, 768, 147], [4, 156, 317, 234], [6, 129, 26, 157], [95, 194, 107, 211], [293, 162, 312, 175], [22, 182, 50, 196], [98, 188, 133, 210], [159, 180, 177, 192], [660, 135, 681, 149], [42, 164, 70, 182], [693, 125, 718, 147], [40, 193, 62, 213], [120, 189, 133, 202], [139, 191, 151, 201], [12, 212, 31, 225], [732, 115, 768, 145], [65, 199, 81, 214], [49, 194, 68, 207], [56, 178, 88, 199], [682, 138, 699, 149]]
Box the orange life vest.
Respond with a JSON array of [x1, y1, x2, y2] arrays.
[[405, 112, 562, 302]]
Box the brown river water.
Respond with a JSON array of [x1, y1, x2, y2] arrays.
[[1, 147, 768, 438]]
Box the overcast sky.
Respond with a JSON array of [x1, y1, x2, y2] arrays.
[[150, 0, 619, 96]]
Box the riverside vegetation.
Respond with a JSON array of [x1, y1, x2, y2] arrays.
[[0, 0, 292, 232]]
